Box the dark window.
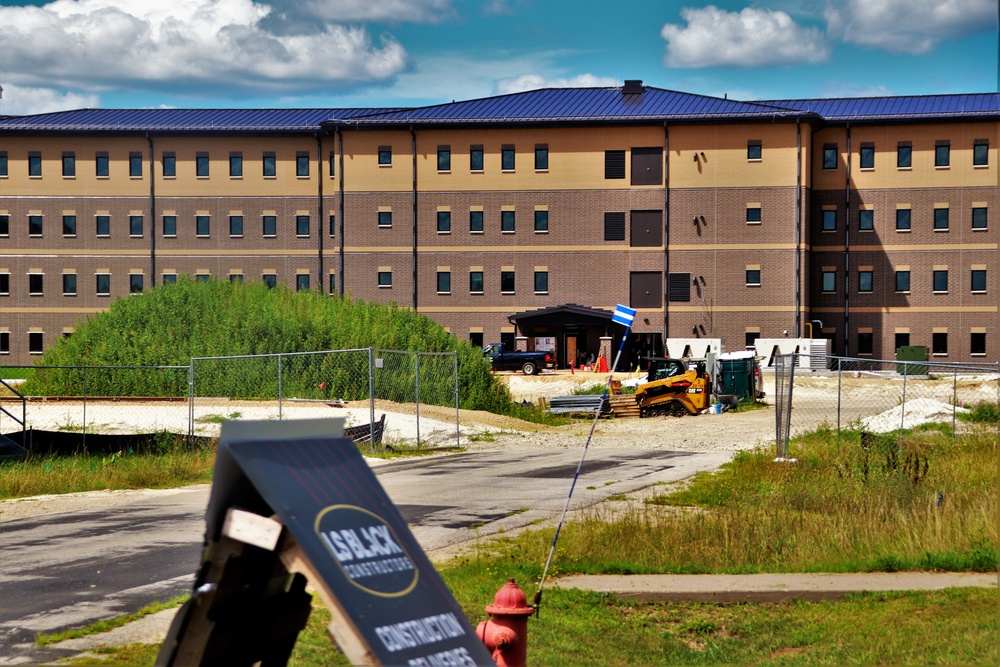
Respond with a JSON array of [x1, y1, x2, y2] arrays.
[[62, 215, 77, 237], [534, 210, 548, 232], [0, 214, 8, 236], [630, 271, 661, 308], [377, 271, 392, 287], [895, 332, 910, 350], [469, 210, 484, 233], [859, 209, 874, 230], [329, 151, 336, 177], [162, 152, 175, 177], [604, 212, 625, 241], [971, 269, 986, 292], [970, 332, 986, 355], [500, 271, 515, 293], [535, 145, 548, 170], [162, 215, 176, 236], [28, 152, 42, 177], [469, 271, 484, 293], [469, 332, 483, 347], [129, 215, 143, 237], [62, 152, 76, 177], [437, 211, 451, 233], [534, 271, 548, 293], [857, 332, 873, 355], [932, 332, 948, 355], [129, 152, 143, 177], [196, 152, 209, 177], [933, 208, 949, 230], [822, 271, 836, 292], [263, 152, 276, 177], [296, 152, 309, 177], [897, 143, 911, 168], [230, 274, 243, 284], [28, 273, 43, 295], [296, 274, 309, 291], [296, 215, 310, 236], [263, 274, 277, 288], [28, 215, 43, 236], [97, 215, 111, 236], [972, 207, 987, 229], [329, 214, 336, 237], [0, 273, 8, 295], [822, 210, 837, 231], [0, 332, 8, 354], [630, 210, 662, 247], [746, 207, 762, 223], [933, 270, 948, 292], [604, 150, 626, 179], [745, 331, 760, 348], [859, 144, 874, 169], [895, 271, 910, 292], [229, 215, 243, 236], [129, 274, 143, 293], [895, 209, 911, 231], [501, 145, 515, 171], [631, 147, 663, 185], [437, 271, 451, 294], [858, 270, 873, 293], [437, 146, 451, 171], [470, 145, 484, 171], [668, 272, 691, 302], [934, 142, 950, 167], [747, 140, 761, 160], [96, 152, 110, 177], [746, 269, 761, 285], [196, 215, 210, 237], [0, 151, 7, 176], [973, 140, 989, 166], [196, 273, 210, 283], [263, 215, 277, 236], [62, 273, 77, 295], [29, 332, 43, 355], [230, 152, 243, 177], [378, 146, 392, 166], [329, 273, 336, 294], [378, 211, 392, 228], [163, 274, 177, 285], [822, 145, 837, 169], [501, 210, 515, 233]]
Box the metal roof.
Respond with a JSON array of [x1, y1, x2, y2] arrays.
[[756, 93, 1000, 122]]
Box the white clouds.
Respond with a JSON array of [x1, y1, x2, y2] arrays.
[[0, 84, 101, 116], [661, 6, 830, 68], [825, 0, 997, 54], [495, 73, 618, 94], [281, 0, 454, 23]]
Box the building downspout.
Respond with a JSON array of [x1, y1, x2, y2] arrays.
[[146, 133, 156, 286], [843, 124, 851, 356], [663, 123, 670, 349], [794, 119, 802, 339], [338, 128, 345, 295], [316, 133, 324, 288], [411, 127, 418, 311]]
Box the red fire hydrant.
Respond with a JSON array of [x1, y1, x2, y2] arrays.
[[476, 579, 535, 667]]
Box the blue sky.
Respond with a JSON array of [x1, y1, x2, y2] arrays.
[[0, 0, 996, 115]]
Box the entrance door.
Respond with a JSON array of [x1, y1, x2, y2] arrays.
[[565, 335, 578, 369]]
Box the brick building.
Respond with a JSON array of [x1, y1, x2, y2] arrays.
[[0, 84, 996, 366]]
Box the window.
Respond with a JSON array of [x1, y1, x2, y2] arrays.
[[437, 146, 451, 171], [897, 142, 911, 168], [747, 140, 761, 161], [972, 207, 987, 230], [296, 152, 310, 177], [470, 145, 484, 171], [0, 332, 8, 354], [859, 144, 874, 169], [162, 273, 177, 285], [746, 269, 761, 286], [971, 332, 986, 355], [533, 271, 548, 294], [437, 211, 451, 233], [932, 332, 948, 355], [534, 145, 548, 170], [534, 210, 548, 233], [196, 152, 209, 177], [377, 271, 392, 288], [500, 271, 515, 293], [378, 146, 392, 166], [129, 152, 143, 177], [604, 212, 625, 241], [630, 271, 661, 308], [822, 145, 837, 169], [895, 270, 910, 292], [263, 152, 276, 177], [501, 210, 515, 233], [501, 145, 515, 171], [971, 269, 986, 293], [469, 271, 484, 294], [29, 332, 43, 355], [296, 215, 310, 237], [605, 150, 626, 179], [631, 147, 663, 185], [129, 274, 144, 294], [97, 215, 111, 236], [973, 140, 989, 166], [436, 271, 451, 294], [129, 215, 143, 237], [195, 273, 210, 283], [745, 331, 760, 348], [469, 210, 484, 233], [933, 270, 948, 293], [895, 332, 910, 350], [328, 273, 336, 295], [28, 215, 43, 236], [0, 273, 7, 295], [933, 208, 949, 230], [329, 214, 336, 237], [28, 273, 43, 295], [62, 152, 76, 177], [746, 207, 762, 224], [229, 215, 243, 237], [857, 332, 873, 355], [822, 271, 836, 293], [28, 152, 42, 177], [822, 210, 837, 231], [263, 273, 277, 288], [63, 215, 77, 237], [96, 273, 110, 295], [62, 273, 77, 296], [263, 215, 277, 237], [162, 215, 176, 237], [859, 209, 874, 231], [934, 142, 950, 167], [162, 152, 175, 177], [668, 272, 691, 302], [0, 214, 8, 236], [296, 274, 310, 291], [229, 152, 243, 177], [895, 209, 911, 231], [230, 274, 244, 284], [378, 211, 392, 228], [0, 151, 7, 176], [329, 151, 336, 178], [858, 270, 873, 293], [196, 215, 210, 237]]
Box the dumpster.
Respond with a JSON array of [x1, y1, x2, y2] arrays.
[[895, 345, 928, 375], [715, 351, 758, 402]]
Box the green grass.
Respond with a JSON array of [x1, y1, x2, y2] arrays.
[[36, 596, 187, 646], [958, 399, 1000, 425]]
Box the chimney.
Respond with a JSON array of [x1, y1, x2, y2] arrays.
[[622, 80, 643, 95]]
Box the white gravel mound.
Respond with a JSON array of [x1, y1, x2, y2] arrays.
[[860, 397, 968, 433]]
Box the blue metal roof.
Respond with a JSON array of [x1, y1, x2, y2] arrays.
[[756, 93, 1000, 122]]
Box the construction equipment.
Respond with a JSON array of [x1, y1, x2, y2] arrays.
[[634, 357, 713, 417]]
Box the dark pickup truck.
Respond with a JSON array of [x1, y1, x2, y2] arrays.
[[483, 344, 554, 375]]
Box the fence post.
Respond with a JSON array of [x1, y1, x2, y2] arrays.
[[836, 357, 842, 454], [83, 366, 88, 452], [188, 361, 195, 440], [368, 348, 376, 451], [952, 367, 958, 437], [454, 351, 461, 450], [278, 354, 283, 421], [414, 352, 421, 448], [898, 362, 908, 446]]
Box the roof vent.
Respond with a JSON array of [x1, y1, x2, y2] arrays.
[[622, 80, 643, 95]]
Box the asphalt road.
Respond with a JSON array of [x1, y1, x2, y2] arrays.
[[0, 447, 729, 664]]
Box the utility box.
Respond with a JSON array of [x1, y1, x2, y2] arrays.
[[896, 345, 929, 375]]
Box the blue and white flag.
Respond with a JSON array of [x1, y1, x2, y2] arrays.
[[611, 304, 636, 328]]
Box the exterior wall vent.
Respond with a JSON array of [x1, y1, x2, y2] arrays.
[[623, 80, 643, 95]]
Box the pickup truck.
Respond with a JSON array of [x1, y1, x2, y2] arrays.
[[483, 344, 554, 375]]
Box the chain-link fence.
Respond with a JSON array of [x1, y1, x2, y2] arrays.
[[774, 354, 1000, 455]]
